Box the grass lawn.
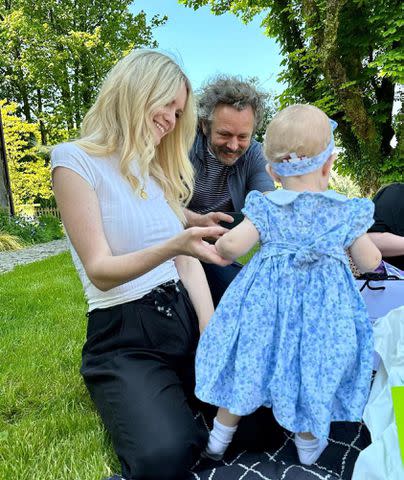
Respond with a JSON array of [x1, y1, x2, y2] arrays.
[[0, 248, 257, 479], [0, 253, 118, 479]]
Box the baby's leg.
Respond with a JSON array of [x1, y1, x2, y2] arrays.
[[294, 431, 328, 465], [204, 408, 241, 460]]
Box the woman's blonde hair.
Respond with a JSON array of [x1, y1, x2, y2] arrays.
[[75, 49, 196, 221], [264, 104, 331, 163]]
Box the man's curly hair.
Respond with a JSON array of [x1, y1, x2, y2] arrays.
[[197, 75, 266, 134]]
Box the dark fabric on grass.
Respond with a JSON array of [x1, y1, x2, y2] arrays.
[[189, 411, 371, 480], [102, 412, 371, 480], [81, 280, 207, 480]]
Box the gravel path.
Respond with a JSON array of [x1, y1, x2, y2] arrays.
[[0, 238, 69, 274]]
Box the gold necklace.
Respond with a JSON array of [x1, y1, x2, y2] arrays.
[[140, 187, 148, 200]]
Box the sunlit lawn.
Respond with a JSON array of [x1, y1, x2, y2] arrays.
[[0, 249, 256, 479], [0, 253, 119, 479]]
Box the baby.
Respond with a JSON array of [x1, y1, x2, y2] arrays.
[[195, 104, 381, 465]]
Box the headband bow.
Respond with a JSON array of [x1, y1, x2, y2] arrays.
[[270, 119, 338, 177]]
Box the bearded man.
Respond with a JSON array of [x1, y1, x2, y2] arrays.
[[184, 76, 275, 305]]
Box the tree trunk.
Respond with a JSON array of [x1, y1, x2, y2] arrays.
[[36, 88, 47, 145], [0, 109, 13, 214], [321, 0, 381, 193], [0, 161, 10, 212]]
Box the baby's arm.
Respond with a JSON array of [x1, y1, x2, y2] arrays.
[[349, 233, 382, 273], [215, 217, 260, 260]]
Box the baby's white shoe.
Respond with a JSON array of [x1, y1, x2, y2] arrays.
[[202, 417, 238, 460], [294, 433, 328, 465]]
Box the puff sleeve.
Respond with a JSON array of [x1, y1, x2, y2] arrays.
[[344, 198, 375, 248], [242, 190, 269, 239]]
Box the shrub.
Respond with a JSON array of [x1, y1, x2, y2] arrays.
[[36, 214, 64, 242], [0, 210, 39, 243], [0, 232, 25, 251], [0, 211, 64, 245], [330, 169, 362, 198]]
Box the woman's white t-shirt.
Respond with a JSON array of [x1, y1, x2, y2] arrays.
[[51, 142, 182, 312]]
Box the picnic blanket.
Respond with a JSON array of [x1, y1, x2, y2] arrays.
[[189, 407, 370, 480]]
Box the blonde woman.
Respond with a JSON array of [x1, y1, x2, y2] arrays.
[[51, 50, 229, 480]]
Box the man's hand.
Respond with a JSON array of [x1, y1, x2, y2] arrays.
[[184, 208, 235, 228]]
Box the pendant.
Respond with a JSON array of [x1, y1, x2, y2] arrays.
[[140, 188, 148, 200]]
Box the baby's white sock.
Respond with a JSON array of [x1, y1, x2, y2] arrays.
[[294, 433, 328, 465], [204, 417, 238, 460]]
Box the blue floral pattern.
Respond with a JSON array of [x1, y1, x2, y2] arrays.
[[195, 189, 375, 440]]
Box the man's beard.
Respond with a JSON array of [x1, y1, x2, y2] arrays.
[[207, 137, 247, 166]]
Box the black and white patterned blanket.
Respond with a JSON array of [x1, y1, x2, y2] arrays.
[[189, 408, 370, 480]]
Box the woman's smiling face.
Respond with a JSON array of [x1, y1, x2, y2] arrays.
[[152, 82, 187, 145]]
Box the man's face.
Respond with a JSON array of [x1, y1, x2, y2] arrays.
[[204, 105, 255, 166]]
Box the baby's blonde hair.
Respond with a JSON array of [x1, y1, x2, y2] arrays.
[[75, 49, 196, 222], [264, 104, 331, 163]]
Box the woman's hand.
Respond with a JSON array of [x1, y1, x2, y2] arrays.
[[172, 226, 233, 266]]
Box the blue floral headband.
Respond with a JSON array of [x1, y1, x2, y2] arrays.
[[269, 119, 338, 177]]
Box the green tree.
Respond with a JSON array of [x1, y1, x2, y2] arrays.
[[246, 77, 279, 142], [1, 100, 52, 205], [0, 0, 166, 144], [181, 0, 403, 193]]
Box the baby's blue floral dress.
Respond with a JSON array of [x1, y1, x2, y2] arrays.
[[195, 189, 375, 440]]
